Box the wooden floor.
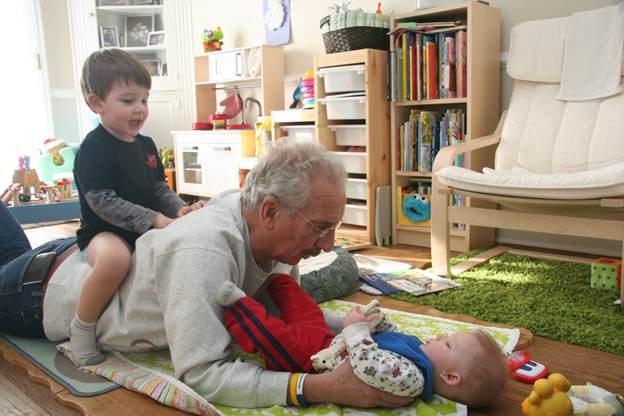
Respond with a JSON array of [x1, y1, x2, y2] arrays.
[[2, 221, 623, 415]]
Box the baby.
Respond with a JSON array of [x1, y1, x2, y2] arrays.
[[218, 274, 508, 407]]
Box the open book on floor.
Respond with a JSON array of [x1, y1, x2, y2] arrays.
[[360, 268, 460, 297]]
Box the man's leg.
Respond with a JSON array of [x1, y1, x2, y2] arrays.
[[0, 202, 31, 268]]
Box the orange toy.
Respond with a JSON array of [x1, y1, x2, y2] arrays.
[[522, 373, 573, 416]]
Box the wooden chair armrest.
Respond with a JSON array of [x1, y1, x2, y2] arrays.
[[432, 112, 507, 172]]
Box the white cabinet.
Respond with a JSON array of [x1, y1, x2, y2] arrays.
[[173, 130, 251, 197]]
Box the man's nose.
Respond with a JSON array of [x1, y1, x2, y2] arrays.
[[316, 229, 335, 252]]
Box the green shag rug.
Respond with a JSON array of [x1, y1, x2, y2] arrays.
[[391, 250, 624, 356]]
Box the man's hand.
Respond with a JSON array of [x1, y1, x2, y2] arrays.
[[304, 360, 414, 408], [177, 200, 205, 217], [152, 213, 173, 229]]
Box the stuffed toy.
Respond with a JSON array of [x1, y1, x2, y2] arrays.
[[402, 193, 431, 223], [42, 138, 69, 166]]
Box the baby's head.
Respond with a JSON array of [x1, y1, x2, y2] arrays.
[[420, 329, 507, 408], [80, 48, 151, 112]]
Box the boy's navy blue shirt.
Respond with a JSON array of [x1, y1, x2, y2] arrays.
[[74, 124, 165, 250]]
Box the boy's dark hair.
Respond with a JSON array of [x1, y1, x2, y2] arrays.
[[80, 48, 151, 109]]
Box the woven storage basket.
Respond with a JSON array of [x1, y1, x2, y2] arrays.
[[322, 26, 389, 54]]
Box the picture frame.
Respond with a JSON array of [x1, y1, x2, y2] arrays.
[[139, 59, 161, 76], [147, 31, 165, 47], [99, 26, 119, 48], [125, 15, 154, 47], [99, 0, 128, 5]]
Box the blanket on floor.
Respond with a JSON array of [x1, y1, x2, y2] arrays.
[[58, 300, 520, 416]]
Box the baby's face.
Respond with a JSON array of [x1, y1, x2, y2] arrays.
[[420, 331, 480, 372]]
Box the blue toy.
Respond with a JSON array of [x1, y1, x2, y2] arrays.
[[402, 193, 431, 223]]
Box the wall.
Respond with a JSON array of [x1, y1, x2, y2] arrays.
[[40, 0, 80, 141]]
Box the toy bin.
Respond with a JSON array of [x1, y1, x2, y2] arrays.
[[279, 125, 315, 141], [333, 151, 366, 174], [345, 178, 368, 200], [330, 125, 366, 146], [318, 92, 366, 120], [318, 64, 366, 93], [342, 203, 367, 226]]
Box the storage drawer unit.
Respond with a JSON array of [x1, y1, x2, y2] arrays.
[[346, 178, 368, 200], [317, 64, 366, 93], [331, 125, 366, 146], [318, 93, 366, 120], [342, 203, 367, 226], [333, 151, 367, 174]]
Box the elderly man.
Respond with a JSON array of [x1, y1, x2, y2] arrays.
[[0, 140, 412, 409]]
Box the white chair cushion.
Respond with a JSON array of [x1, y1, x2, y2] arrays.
[[437, 163, 624, 199], [496, 80, 624, 173]]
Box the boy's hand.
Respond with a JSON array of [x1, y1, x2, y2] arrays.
[[152, 213, 173, 229], [342, 309, 370, 328], [177, 200, 206, 217]]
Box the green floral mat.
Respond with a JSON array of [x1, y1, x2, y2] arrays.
[[72, 300, 520, 415]]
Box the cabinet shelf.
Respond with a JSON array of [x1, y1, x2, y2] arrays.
[[97, 5, 164, 15], [396, 171, 433, 178], [194, 76, 262, 87], [120, 45, 166, 53], [396, 98, 467, 106]]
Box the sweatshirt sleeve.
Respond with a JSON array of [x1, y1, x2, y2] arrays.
[[153, 246, 291, 407], [342, 323, 425, 397], [153, 181, 186, 218]]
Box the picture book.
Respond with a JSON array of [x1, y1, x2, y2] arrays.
[[377, 268, 460, 296]]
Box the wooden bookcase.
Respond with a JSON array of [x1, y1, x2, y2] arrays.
[[315, 49, 391, 245], [390, 1, 500, 251]]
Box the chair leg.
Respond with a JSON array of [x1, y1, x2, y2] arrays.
[[621, 238, 624, 308], [431, 181, 451, 277]]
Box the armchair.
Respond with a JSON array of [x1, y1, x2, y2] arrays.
[[431, 11, 624, 305]]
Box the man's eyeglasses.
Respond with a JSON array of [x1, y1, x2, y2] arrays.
[[294, 210, 342, 238]]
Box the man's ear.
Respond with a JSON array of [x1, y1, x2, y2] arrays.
[[87, 93, 103, 112], [440, 370, 462, 387], [258, 196, 280, 230]]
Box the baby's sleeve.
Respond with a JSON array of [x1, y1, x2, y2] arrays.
[[342, 323, 425, 397]]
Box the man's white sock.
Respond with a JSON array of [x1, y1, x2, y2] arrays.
[[69, 316, 105, 366]]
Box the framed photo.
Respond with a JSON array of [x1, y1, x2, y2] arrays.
[[147, 31, 165, 46], [99, 27, 119, 47], [140, 59, 161, 76], [99, 0, 128, 5], [125, 15, 154, 47]]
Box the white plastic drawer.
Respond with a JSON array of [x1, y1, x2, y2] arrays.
[[345, 178, 368, 200], [280, 125, 315, 141], [333, 151, 366, 174], [342, 203, 368, 226], [318, 64, 366, 93], [318, 93, 366, 120], [331, 125, 366, 146]]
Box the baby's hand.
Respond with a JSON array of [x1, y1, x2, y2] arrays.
[[177, 200, 206, 217], [342, 308, 369, 328], [152, 213, 173, 229]]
